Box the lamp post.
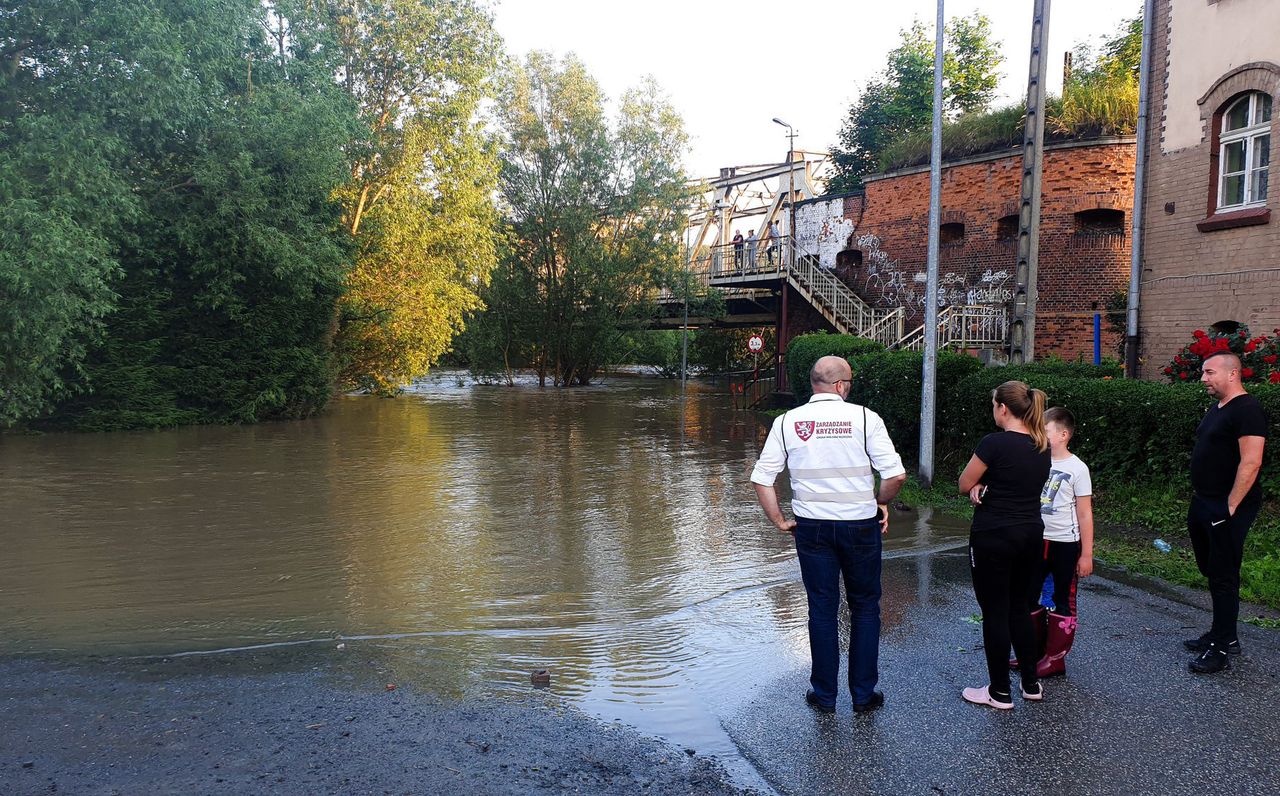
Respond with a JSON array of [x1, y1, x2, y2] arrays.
[[772, 118, 797, 272]]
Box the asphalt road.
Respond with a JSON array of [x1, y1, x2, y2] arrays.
[[725, 550, 1280, 796]]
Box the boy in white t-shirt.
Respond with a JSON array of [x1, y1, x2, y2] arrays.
[[1031, 406, 1094, 678]]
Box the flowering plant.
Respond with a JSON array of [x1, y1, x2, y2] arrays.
[[1164, 324, 1280, 384]]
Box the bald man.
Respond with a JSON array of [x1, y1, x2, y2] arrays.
[[1185, 351, 1268, 674], [751, 355, 907, 713]]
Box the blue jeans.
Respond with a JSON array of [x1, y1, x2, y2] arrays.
[[793, 515, 883, 706]]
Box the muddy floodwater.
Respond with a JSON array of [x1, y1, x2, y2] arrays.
[[0, 373, 969, 771]]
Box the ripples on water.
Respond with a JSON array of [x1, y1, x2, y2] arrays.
[[0, 371, 968, 763]]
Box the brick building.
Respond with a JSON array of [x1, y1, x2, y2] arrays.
[[793, 139, 1136, 360], [1136, 0, 1279, 375]]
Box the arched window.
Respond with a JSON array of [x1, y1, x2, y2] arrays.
[[1218, 92, 1271, 210]]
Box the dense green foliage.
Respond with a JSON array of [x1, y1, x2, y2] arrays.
[[3, 0, 510, 429], [783, 335, 1262, 493], [623, 328, 776, 378], [871, 11, 1142, 174], [461, 55, 689, 386], [786, 333, 886, 403], [6, 0, 358, 430], [829, 13, 1004, 193]]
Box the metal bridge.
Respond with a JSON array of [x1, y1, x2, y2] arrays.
[[663, 152, 1008, 406]]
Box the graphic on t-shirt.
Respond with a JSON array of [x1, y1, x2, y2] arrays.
[[794, 421, 814, 441], [1041, 470, 1072, 514]]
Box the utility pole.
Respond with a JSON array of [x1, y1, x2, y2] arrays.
[[919, 0, 944, 488], [1126, 0, 1155, 377], [773, 117, 797, 392], [1009, 0, 1051, 365]]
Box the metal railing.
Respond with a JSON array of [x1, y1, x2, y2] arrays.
[[669, 237, 905, 346], [728, 368, 777, 410], [895, 304, 1009, 351], [783, 239, 904, 346]]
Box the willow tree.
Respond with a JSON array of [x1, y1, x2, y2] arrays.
[[481, 53, 689, 387], [318, 0, 501, 393]]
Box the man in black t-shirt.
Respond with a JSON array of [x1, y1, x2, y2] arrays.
[[1185, 352, 1268, 674]]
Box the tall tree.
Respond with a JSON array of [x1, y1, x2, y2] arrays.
[[829, 13, 1004, 192], [316, 0, 502, 394], [474, 54, 689, 387], [1, 0, 138, 424], [4, 0, 360, 429]]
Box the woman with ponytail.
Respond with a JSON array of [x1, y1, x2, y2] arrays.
[[957, 380, 1051, 709]]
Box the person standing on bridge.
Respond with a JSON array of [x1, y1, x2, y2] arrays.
[[766, 220, 781, 266], [746, 229, 757, 269], [732, 230, 744, 272], [751, 355, 907, 714], [1184, 351, 1267, 674]]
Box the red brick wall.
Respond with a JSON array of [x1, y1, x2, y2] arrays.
[[842, 140, 1135, 361], [1137, 0, 1280, 378]]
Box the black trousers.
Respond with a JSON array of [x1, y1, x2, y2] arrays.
[[1188, 493, 1259, 644], [970, 523, 1043, 695], [1041, 539, 1080, 617]]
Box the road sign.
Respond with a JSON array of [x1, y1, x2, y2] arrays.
[[747, 335, 764, 353]]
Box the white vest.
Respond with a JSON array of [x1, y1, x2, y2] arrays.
[[751, 393, 905, 521]]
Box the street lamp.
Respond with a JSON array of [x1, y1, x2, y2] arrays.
[[772, 118, 797, 273]]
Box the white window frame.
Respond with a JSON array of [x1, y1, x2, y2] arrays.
[[1217, 92, 1271, 211]]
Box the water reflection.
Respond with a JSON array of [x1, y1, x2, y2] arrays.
[[0, 372, 968, 761]]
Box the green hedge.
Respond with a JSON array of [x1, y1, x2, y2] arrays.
[[847, 350, 983, 464], [950, 371, 1280, 495], [779, 334, 1280, 494], [787, 333, 885, 403]]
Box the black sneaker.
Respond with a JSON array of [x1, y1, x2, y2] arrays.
[[804, 689, 835, 714], [852, 691, 885, 713], [1183, 635, 1242, 655], [1189, 644, 1231, 674]]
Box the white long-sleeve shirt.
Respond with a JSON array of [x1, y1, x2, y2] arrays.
[[750, 393, 906, 521]]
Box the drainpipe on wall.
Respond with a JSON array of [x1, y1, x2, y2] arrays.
[[1125, 0, 1155, 377]]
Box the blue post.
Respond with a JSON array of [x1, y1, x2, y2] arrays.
[[1093, 313, 1102, 364]]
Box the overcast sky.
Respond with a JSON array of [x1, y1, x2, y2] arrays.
[[493, 0, 1140, 179]]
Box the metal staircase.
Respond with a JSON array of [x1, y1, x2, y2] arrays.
[[693, 238, 905, 346]]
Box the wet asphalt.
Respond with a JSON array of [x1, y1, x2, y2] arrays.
[[725, 550, 1280, 796]]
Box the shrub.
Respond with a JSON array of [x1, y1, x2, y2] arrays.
[[1165, 324, 1280, 384], [786, 333, 885, 403], [847, 350, 983, 463], [946, 371, 1280, 495]]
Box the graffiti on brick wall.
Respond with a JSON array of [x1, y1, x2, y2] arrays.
[[795, 199, 856, 268], [855, 232, 1013, 310]]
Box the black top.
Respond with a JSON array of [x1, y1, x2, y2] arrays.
[[1191, 393, 1268, 504], [971, 431, 1052, 532]]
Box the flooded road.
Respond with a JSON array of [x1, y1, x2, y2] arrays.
[[0, 373, 968, 773]]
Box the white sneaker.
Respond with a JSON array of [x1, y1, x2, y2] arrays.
[[962, 685, 1014, 710], [1021, 682, 1044, 702]]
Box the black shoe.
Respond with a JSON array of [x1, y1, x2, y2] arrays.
[[852, 691, 885, 713], [804, 689, 835, 714], [1183, 635, 1242, 655], [1189, 644, 1231, 674]]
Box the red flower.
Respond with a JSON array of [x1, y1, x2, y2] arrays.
[[1246, 341, 1258, 352], [1163, 367, 1174, 375], [1242, 368, 1255, 379], [1193, 330, 1207, 338], [1271, 372, 1280, 384], [1265, 355, 1277, 364], [1180, 372, 1189, 380], [1216, 338, 1230, 350]]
